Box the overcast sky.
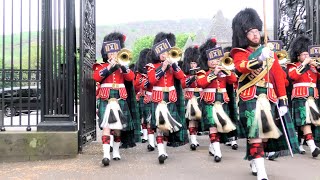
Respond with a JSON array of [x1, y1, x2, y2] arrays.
[[0, 0, 274, 35]]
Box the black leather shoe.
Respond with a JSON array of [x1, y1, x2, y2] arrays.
[[142, 139, 147, 143], [102, 158, 110, 166], [232, 144, 238, 150], [312, 148, 320, 157], [113, 157, 121, 161], [158, 154, 167, 164], [147, 144, 155, 151], [110, 147, 113, 153], [214, 156, 221, 162], [190, 144, 197, 151]]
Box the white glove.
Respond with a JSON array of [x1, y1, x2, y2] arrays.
[[279, 106, 288, 116], [258, 47, 273, 61]]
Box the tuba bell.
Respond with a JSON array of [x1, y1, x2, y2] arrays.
[[116, 48, 132, 66], [220, 52, 234, 70], [168, 47, 183, 63]]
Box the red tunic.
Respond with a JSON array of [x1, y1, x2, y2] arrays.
[[197, 70, 237, 104], [230, 47, 287, 102], [287, 62, 320, 99], [146, 63, 185, 103], [92, 63, 134, 100], [133, 72, 146, 101], [141, 75, 153, 104], [181, 75, 204, 100]]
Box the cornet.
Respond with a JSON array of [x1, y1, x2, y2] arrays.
[[219, 52, 235, 70], [168, 47, 183, 64], [108, 48, 132, 66], [310, 57, 320, 66]]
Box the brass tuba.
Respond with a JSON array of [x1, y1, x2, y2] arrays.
[[116, 48, 132, 66], [220, 52, 234, 70], [168, 47, 183, 63]]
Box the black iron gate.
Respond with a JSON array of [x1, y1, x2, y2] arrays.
[[79, 0, 97, 152]]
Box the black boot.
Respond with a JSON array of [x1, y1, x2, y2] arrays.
[[102, 158, 110, 166], [312, 147, 320, 157], [214, 156, 221, 162], [147, 144, 155, 151], [142, 139, 147, 143], [158, 154, 167, 164], [231, 144, 238, 150], [190, 144, 197, 151]]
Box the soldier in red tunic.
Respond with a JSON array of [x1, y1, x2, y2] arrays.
[[181, 45, 203, 151], [93, 32, 136, 166], [288, 35, 320, 158], [146, 32, 188, 164], [230, 8, 298, 180], [197, 39, 238, 162], [134, 48, 151, 144]]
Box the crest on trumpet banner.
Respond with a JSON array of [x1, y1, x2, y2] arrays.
[[152, 39, 171, 56], [308, 45, 320, 57], [102, 40, 122, 54], [206, 47, 224, 61], [100, 32, 126, 62]]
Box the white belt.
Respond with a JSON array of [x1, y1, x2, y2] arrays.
[[293, 83, 316, 88], [101, 83, 125, 88], [203, 88, 226, 93], [146, 91, 152, 95], [153, 86, 175, 92], [185, 88, 203, 92]]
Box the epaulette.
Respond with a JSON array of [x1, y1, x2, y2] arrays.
[[92, 63, 104, 70], [230, 48, 247, 57], [286, 63, 297, 68], [145, 63, 155, 68]]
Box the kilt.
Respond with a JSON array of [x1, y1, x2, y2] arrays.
[[150, 92, 188, 147], [238, 87, 299, 154], [202, 92, 229, 130], [143, 101, 152, 125], [138, 96, 145, 123], [98, 89, 134, 131], [185, 92, 203, 131], [291, 88, 320, 142]]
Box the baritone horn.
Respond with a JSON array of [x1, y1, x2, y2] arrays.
[[168, 47, 183, 63], [116, 48, 132, 66], [220, 52, 234, 70]]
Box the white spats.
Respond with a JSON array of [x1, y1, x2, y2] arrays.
[[250, 160, 257, 176], [212, 142, 222, 158], [112, 142, 121, 160], [157, 143, 165, 156], [306, 139, 317, 153], [253, 158, 268, 180], [148, 134, 155, 148], [110, 135, 114, 148], [163, 141, 168, 157], [142, 129, 148, 141], [103, 144, 111, 159], [190, 135, 197, 145]]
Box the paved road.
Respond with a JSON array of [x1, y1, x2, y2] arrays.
[[1, 136, 320, 180]]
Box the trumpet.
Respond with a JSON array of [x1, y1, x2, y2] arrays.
[[116, 48, 132, 66], [168, 47, 183, 63], [276, 50, 288, 61], [107, 48, 132, 66], [310, 57, 320, 66], [219, 52, 234, 70]]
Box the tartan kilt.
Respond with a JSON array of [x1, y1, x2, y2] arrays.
[[291, 88, 320, 143], [201, 92, 234, 143], [150, 92, 188, 147], [98, 90, 134, 131], [185, 92, 203, 132], [138, 96, 145, 124], [238, 87, 298, 153], [143, 101, 152, 125]]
